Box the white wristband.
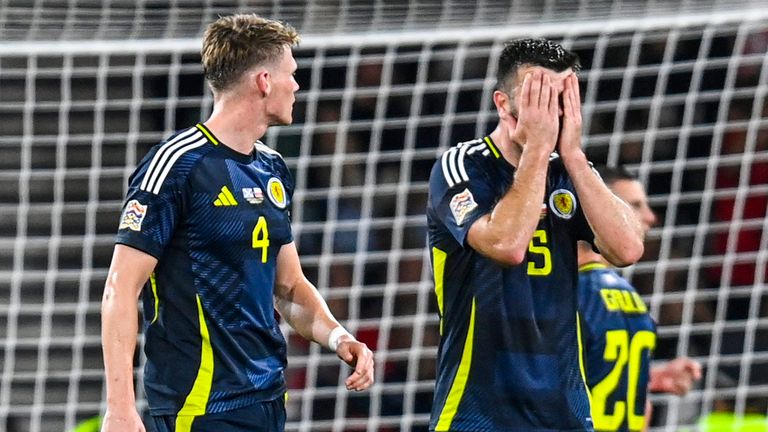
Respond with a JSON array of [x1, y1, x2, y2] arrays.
[[328, 326, 352, 351]]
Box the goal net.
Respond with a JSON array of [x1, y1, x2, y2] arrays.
[[0, 1, 766, 431]]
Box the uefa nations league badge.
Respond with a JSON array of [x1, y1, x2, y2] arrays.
[[449, 188, 478, 226]]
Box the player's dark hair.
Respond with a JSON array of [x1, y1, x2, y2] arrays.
[[202, 14, 299, 92], [496, 38, 581, 92]]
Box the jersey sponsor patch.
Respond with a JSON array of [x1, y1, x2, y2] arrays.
[[242, 187, 265, 204], [119, 199, 147, 231], [449, 188, 478, 226], [267, 177, 287, 209], [549, 189, 577, 219]]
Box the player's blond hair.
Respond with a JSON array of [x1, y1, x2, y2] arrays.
[[202, 14, 299, 92]]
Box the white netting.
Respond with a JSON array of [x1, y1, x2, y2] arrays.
[[1, 0, 766, 41], [0, 1, 767, 431]]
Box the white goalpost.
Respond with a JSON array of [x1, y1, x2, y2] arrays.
[[0, 1, 767, 431]]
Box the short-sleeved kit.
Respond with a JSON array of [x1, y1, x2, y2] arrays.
[[116, 124, 293, 416], [579, 263, 657, 432], [427, 136, 595, 431]]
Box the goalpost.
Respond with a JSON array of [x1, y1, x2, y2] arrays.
[[0, 2, 766, 431]]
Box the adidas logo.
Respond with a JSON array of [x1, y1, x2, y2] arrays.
[[214, 186, 238, 206]]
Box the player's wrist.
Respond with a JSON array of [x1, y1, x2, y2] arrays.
[[520, 143, 553, 164], [328, 326, 354, 351], [558, 147, 587, 166], [105, 397, 138, 411]]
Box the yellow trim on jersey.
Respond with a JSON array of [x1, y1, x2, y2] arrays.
[[214, 186, 238, 206], [576, 312, 593, 406], [195, 123, 219, 145], [432, 247, 447, 335], [149, 273, 159, 324], [579, 262, 608, 272], [176, 415, 195, 432], [435, 298, 477, 431], [175, 294, 214, 431], [483, 136, 501, 159]]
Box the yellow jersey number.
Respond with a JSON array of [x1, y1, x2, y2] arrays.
[[252, 216, 270, 263], [527, 229, 552, 276], [591, 329, 656, 432]]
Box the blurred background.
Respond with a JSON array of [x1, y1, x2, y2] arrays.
[[0, 0, 767, 431]]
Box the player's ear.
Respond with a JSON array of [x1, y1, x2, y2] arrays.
[[254, 69, 271, 95], [494, 90, 516, 125]]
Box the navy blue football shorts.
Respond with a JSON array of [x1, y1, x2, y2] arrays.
[[150, 398, 286, 432]]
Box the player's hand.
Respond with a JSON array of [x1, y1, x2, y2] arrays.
[[510, 70, 559, 155], [651, 356, 702, 396], [336, 339, 374, 391], [101, 406, 146, 432], [557, 73, 584, 160]]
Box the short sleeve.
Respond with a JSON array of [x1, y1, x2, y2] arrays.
[[429, 148, 497, 246], [115, 148, 184, 259]]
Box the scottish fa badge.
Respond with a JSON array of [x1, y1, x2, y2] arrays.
[[267, 178, 287, 209], [549, 189, 577, 219]]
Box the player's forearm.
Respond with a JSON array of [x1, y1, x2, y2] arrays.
[[473, 147, 550, 264], [275, 278, 347, 349], [563, 151, 643, 266], [101, 282, 139, 408]]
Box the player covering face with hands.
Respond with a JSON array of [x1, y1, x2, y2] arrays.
[[427, 39, 644, 431], [100, 13, 373, 432]]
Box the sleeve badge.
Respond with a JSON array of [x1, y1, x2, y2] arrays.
[[118, 199, 148, 231], [449, 188, 478, 226]]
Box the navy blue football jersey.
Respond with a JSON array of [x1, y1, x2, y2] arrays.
[[427, 136, 596, 431], [115, 124, 293, 416], [579, 263, 657, 432]]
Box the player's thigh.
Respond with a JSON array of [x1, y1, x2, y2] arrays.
[[150, 398, 286, 432]]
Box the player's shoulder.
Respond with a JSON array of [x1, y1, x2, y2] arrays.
[[148, 125, 212, 157], [450, 137, 499, 162], [136, 125, 215, 194], [432, 137, 499, 187], [255, 140, 286, 162], [255, 140, 292, 177], [580, 264, 633, 291]]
